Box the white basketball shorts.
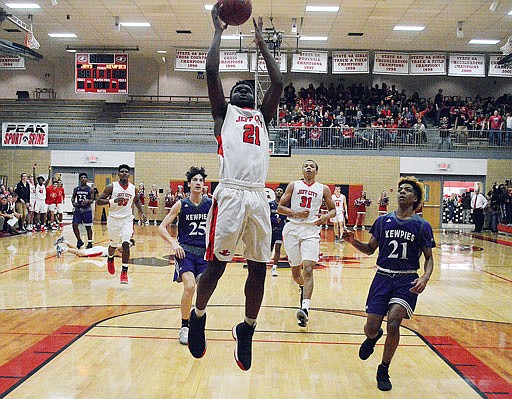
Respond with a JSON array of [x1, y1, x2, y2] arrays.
[[282, 222, 321, 266], [107, 216, 134, 246], [206, 185, 271, 263], [34, 199, 47, 214], [330, 209, 345, 223]]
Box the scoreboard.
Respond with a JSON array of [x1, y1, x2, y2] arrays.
[[75, 53, 128, 94]]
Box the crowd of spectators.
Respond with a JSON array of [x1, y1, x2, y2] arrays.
[[441, 179, 512, 232], [277, 81, 512, 148]]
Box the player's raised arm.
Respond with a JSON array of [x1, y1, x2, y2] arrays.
[[253, 16, 284, 125], [206, 3, 228, 129]]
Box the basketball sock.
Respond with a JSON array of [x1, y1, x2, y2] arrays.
[[122, 264, 128, 272], [244, 316, 256, 327], [88, 240, 92, 244], [195, 308, 206, 318], [299, 285, 304, 305], [108, 255, 114, 260], [302, 299, 311, 311], [380, 361, 390, 369], [182, 319, 189, 328]]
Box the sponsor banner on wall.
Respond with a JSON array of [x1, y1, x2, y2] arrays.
[[0, 55, 25, 69], [373, 52, 409, 75], [175, 49, 248, 71], [2, 122, 48, 147], [291, 51, 328, 73], [448, 54, 485, 77], [331, 51, 369, 74], [250, 53, 287, 72], [409, 53, 446, 75], [488, 55, 512, 77]]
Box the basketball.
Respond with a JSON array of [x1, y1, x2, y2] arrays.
[[218, 0, 252, 26]]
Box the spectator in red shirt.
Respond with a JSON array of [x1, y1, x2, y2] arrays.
[[488, 110, 503, 146], [45, 178, 59, 229]]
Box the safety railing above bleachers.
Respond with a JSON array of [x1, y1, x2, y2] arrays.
[[280, 126, 512, 152]]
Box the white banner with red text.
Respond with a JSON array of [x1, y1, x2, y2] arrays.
[[488, 55, 512, 77], [331, 51, 369, 74], [448, 54, 485, 77], [0, 55, 25, 69], [373, 52, 409, 75], [250, 53, 287, 73], [409, 53, 446, 75], [291, 51, 328, 73], [174, 49, 248, 71], [2, 122, 48, 147]]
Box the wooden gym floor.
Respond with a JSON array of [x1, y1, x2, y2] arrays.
[[0, 224, 511, 398]]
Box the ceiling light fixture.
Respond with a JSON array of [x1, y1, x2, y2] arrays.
[[305, 6, 339, 12], [48, 33, 77, 38], [300, 36, 328, 41], [468, 39, 500, 44], [119, 22, 151, 27], [508, 9, 512, 15], [489, 0, 499, 12], [393, 25, 425, 31], [66, 45, 139, 52], [5, 3, 41, 8], [157, 50, 167, 53]]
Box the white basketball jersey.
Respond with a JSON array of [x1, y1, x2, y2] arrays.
[[332, 193, 346, 212], [217, 104, 269, 189], [288, 180, 325, 225], [35, 183, 46, 201], [109, 181, 135, 219]]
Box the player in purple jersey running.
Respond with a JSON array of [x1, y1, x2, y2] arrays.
[[343, 176, 435, 392], [158, 166, 211, 346]]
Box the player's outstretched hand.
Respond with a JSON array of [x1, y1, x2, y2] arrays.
[[253, 16, 264, 43], [342, 229, 355, 243], [211, 3, 227, 31], [174, 245, 185, 259], [409, 275, 429, 294]]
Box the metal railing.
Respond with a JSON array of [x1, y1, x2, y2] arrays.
[[280, 126, 512, 151]]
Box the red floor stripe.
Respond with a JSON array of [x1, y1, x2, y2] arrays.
[[425, 336, 512, 398], [0, 325, 88, 396]]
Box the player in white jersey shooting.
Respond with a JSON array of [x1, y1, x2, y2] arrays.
[[187, 4, 283, 372], [96, 164, 146, 284], [278, 160, 336, 327]]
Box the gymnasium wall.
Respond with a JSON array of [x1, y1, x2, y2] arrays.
[[1, 149, 508, 225], [1, 53, 512, 100]]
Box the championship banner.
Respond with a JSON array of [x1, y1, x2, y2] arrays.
[[373, 52, 409, 75], [175, 49, 206, 71], [409, 53, 446, 75], [250, 53, 287, 73], [331, 51, 369, 74], [219, 50, 248, 71], [291, 51, 328, 74], [175, 49, 248, 71], [448, 54, 485, 77], [2, 122, 48, 147], [488, 55, 512, 77], [0, 55, 25, 70]]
